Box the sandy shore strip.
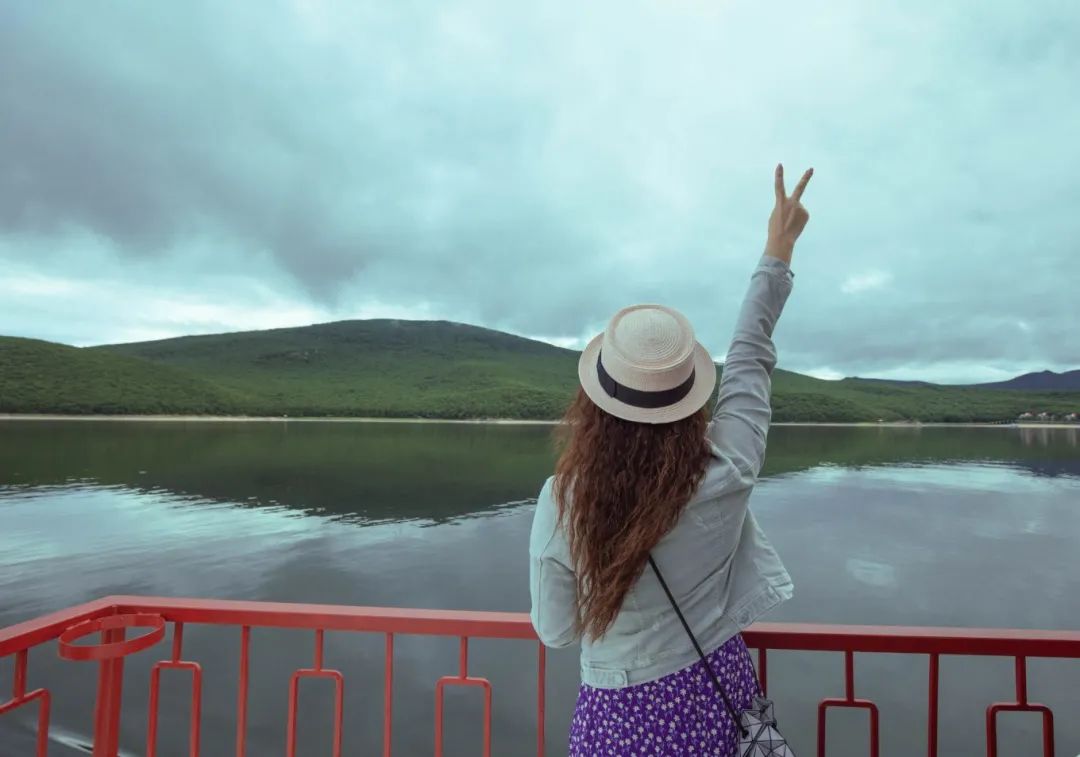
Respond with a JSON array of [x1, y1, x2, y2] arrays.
[[0, 413, 558, 425], [1, 414, 1077, 429]]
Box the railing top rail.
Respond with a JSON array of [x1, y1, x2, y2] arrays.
[[111, 596, 539, 639], [743, 622, 1080, 658], [0, 597, 117, 657], [4, 596, 1080, 659]]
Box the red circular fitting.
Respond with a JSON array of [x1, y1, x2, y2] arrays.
[[58, 613, 166, 661]]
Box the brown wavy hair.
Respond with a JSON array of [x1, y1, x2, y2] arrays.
[[553, 387, 711, 640]]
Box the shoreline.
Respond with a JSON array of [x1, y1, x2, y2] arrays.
[[0, 413, 558, 425], [0, 414, 1077, 429]]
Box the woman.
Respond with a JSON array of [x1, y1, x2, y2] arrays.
[[529, 164, 812, 755]]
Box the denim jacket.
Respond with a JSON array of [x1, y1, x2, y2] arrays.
[[528, 255, 795, 688]]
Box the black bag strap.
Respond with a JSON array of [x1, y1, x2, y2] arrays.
[[648, 554, 749, 738]]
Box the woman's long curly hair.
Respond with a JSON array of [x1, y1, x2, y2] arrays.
[[553, 387, 711, 640]]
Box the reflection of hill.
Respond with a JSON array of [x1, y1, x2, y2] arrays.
[[1, 423, 1076, 523], [761, 425, 1080, 479], [0, 421, 558, 523]]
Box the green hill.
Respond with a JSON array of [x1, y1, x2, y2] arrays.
[[95, 320, 581, 419], [770, 372, 1079, 423], [1, 320, 1078, 422], [0, 336, 253, 414]]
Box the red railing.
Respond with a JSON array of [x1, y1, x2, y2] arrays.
[[1, 596, 1079, 756]]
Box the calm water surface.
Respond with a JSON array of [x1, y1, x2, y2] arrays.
[[1, 422, 1079, 756]]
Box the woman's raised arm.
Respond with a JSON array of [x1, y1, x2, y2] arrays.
[[708, 165, 812, 478]]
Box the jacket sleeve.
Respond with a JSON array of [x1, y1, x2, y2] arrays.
[[708, 255, 794, 479], [528, 477, 580, 648]]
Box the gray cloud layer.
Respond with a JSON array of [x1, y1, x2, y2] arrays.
[[1, 0, 1078, 381]]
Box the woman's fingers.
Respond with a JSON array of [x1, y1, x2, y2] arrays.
[[791, 168, 814, 202], [775, 164, 813, 202]]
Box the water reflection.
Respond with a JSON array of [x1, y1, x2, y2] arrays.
[[1, 422, 1079, 756], [2, 422, 1079, 527], [0, 421, 559, 524], [1019, 423, 1080, 448]]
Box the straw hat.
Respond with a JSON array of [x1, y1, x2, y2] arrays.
[[578, 304, 717, 424]]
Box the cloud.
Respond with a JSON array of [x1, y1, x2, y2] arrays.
[[0, 258, 325, 348], [841, 271, 893, 295], [1, 0, 1078, 380]]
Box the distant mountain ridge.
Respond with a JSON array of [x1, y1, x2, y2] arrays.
[[971, 369, 1080, 392], [2, 319, 1079, 422]]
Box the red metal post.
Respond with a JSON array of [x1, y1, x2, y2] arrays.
[[928, 653, 939, 757], [435, 675, 493, 757], [55, 613, 166, 756], [93, 626, 125, 757], [0, 689, 51, 757], [173, 621, 185, 662], [236, 625, 250, 757], [0, 650, 51, 757], [757, 647, 768, 696], [435, 636, 493, 757], [483, 677, 493, 756], [986, 656, 1054, 757], [14, 649, 26, 696], [1014, 657, 1025, 701], [146, 664, 159, 754], [146, 622, 203, 757], [816, 700, 827, 757], [285, 630, 344, 757], [817, 650, 879, 757], [434, 676, 443, 756], [146, 660, 203, 757], [384, 633, 394, 757], [986, 702, 1055, 757], [537, 642, 546, 757], [285, 668, 298, 754]]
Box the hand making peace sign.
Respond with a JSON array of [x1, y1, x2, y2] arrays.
[[765, 164, 813, 264]]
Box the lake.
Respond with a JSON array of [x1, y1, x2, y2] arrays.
[[2, 421, 1079, 756]]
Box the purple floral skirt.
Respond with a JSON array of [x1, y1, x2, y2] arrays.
[[569, 634, 760, 756]]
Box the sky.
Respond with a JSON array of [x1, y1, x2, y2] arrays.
[[1, 0, 1077, 383]]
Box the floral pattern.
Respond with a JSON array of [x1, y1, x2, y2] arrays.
[[569, 634, 760, 756]]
